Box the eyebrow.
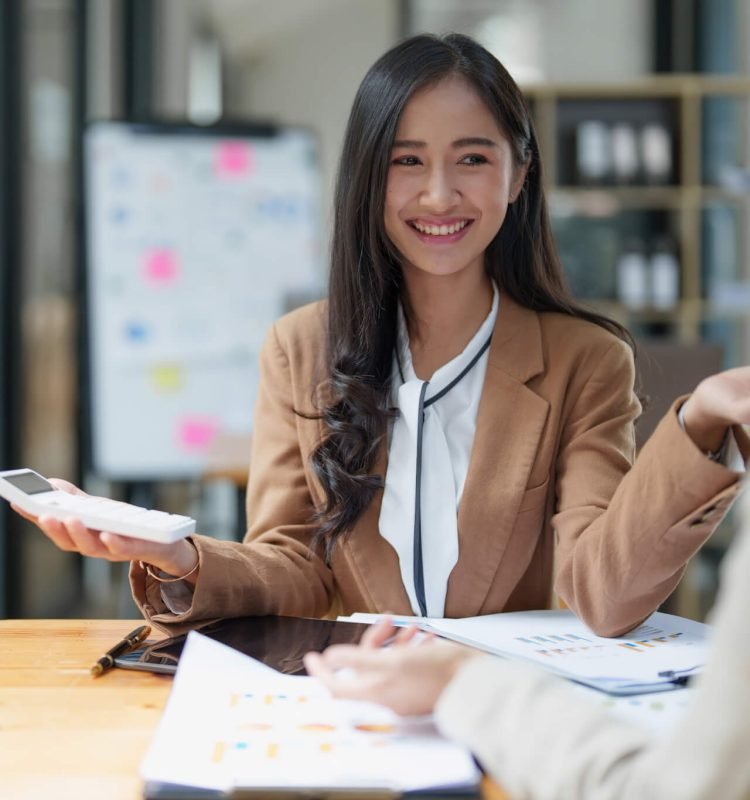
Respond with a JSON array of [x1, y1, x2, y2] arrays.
[[391, 136, 499, 149]]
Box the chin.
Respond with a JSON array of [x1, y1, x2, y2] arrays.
[[403, 256, 483, 281]]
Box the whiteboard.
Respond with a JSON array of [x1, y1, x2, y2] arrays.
[[82, 121, 323, 479]]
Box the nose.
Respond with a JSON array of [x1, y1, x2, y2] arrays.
[[419, 166, 459, 212]]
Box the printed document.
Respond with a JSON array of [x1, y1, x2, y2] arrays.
[[140, 631, 480, 795], [339, 610, 710, 695]]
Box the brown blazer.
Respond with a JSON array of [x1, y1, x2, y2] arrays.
[[132, 295, 747, 636]]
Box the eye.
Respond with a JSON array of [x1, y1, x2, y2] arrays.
[[459, 153, 489, 166], [391, 155, 422, 167]]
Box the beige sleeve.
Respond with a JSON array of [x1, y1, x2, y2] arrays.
[[435, 656, 647, 800], [131, 321, 334, 635], [552, 336, 747, 636], [436, 484, 750, 800]]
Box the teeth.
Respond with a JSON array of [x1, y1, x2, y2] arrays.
[[413, 220, 468, 236]]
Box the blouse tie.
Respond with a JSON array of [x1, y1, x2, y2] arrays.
[[379, 287, 499, 617]]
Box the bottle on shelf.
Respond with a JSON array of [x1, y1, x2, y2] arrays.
[[640, 122, 673, 184], [576, 119, 611, 185], [616, 238, 649, 310], [610, 122, 640, 184], [650, 236, 680, 310]]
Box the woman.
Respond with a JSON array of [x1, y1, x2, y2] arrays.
[[22, 34, 748, 635], [305, 480, 750, 800]]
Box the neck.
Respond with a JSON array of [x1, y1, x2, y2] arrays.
[[401, 267, 494, 380]]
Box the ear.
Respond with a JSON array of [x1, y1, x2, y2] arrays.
[[509, 161, 529, 203]]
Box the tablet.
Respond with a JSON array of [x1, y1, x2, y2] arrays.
[[114, 615, 372, 675]]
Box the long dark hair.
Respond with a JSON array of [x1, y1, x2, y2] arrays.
[[309, 33, 633, 559]]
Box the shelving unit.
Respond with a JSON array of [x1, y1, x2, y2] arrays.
[[524, 76, 750, 620], [523, 75, 750, 347]]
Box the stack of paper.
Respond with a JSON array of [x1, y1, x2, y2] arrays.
[[338, 610, 710, 696], [141, 632, 480, 797]]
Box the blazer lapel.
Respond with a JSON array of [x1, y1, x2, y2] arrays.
[[445, 294, 549, 617]]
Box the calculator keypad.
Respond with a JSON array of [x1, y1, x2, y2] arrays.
[[33, 492, 195, 542]]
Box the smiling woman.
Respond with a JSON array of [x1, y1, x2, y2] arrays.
[[17, 33, 749, 639]]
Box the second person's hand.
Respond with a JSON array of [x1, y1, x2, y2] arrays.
[[304, 620, 478, 716]]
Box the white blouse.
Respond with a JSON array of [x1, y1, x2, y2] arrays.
[[378, 285, 499, 618]]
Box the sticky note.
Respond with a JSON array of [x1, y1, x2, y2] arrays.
[[215, 141, 253, 178], [177, 417, 219, 451], [142, 248, 180, 284], [124, 320, 148, 342], [112, 167, 130, 187], [110, 206, 129, 224], [151, 365, 183, 393]]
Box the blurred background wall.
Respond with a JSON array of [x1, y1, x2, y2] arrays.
[[1, 0, 748, 622]]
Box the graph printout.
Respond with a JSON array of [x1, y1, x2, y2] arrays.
[[341, 610, 711, 695], [84, 122, 323, 478], [575, 683, 696, 737], [428, 610, 710, 693], [141, 633, 480, 794]]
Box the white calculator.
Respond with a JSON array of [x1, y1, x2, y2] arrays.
[[0, 468, 196, 544]]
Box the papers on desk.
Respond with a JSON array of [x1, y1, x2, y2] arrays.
[[141, 632, 480, 797], [572, 682, 696, 737], [338, 610, 711, 696]]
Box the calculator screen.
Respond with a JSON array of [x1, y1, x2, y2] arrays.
[[4, 472, 55, 495]]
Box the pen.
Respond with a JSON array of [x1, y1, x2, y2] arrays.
[[656, 665, 700, 686], [90, 624, 151, 677]]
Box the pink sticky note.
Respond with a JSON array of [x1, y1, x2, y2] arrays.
[[215, 141, 254, 178], [177, 417, 219, 451], [142, 248, 180, 284]]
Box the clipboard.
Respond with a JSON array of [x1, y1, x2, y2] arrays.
[[142, 783, 480, 798]]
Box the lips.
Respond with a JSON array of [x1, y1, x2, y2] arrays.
[[407, 218, 474, 243]]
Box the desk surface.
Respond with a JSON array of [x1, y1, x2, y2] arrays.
[[0, 619, 508, 800], [1, 619, 171, 800]]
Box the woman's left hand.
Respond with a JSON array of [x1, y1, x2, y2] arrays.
[[681, 366, 750, 455], [303, 618, 478, 716]]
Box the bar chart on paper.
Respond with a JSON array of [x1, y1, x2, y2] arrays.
[[426, 610, 710, 694], [208, 685, 465, 785], [513, 621, 688, 659], [340, 610, 711, 695], [140, 633, 480, 795]]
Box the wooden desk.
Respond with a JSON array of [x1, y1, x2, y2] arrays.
[[0, 619, 170, 800], [0, 619, 508, 800]]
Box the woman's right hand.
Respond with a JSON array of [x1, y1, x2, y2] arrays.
[[12, 478, 200, 582]]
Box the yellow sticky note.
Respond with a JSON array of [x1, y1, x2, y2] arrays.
[[151, 364, 183, 392]]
